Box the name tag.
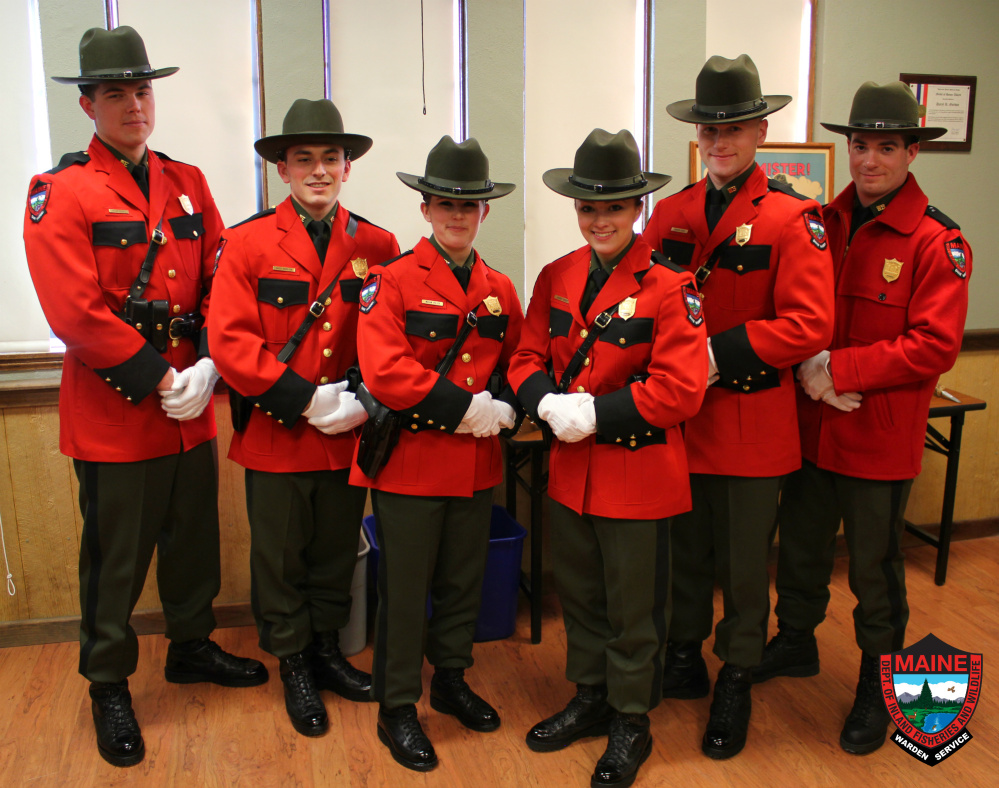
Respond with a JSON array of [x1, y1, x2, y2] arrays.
[[273, 266, 296, 273], [422, 299, 445, 307]]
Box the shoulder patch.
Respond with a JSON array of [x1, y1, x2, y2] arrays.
[[359, 273, 381, 313], [28, 181, 52, 223], [804, 212, 827, 250], [681, 284, 704, 326], [768, 178, 808, 200], [945, 238, 968, 279], [230, 207, 276, 229], [212, 238, 228, 274], [650, 250, 685, 274], [47, 151, 90, 174], [926, 205, 960, 231]]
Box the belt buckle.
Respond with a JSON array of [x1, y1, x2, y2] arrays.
[[465, 311, 478, 327], [151, 227, 167, 246], [694, 265, 711, 284], [309, 301, 325, 318], [168, 316, 185, 339], [594, 311, 612, 329]]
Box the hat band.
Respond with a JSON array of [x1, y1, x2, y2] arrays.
[[418, 176, 495, 195], [80, 65, 156, 78], [567, 174, 648, 194], [691, 97, 768, 120], [850, 120, 920, 130]]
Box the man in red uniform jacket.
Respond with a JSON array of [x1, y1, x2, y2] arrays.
[[23, 27, 265, 768], [209, 99, 400, 737], [757, 81, 972, 756], [641, 54, 833, 759]]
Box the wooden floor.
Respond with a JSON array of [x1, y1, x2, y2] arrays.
[[2, 538, 997, 788]]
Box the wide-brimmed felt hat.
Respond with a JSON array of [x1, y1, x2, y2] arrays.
[[397, 136, 515, 200], [542, 129, 670, 200], [667, 54, 790, 124], [52, 26, 178, 85], [821, 81, 947, 141], [254, 99, 373, 163]]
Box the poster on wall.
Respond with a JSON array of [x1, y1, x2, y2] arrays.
[[690, 142, 835, 204], [899, 73, 976, 152]]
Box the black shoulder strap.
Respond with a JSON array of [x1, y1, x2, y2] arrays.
[[435, 312, 479, 376], [768, 178, 808, 200], [926, 205, 961, 230], [231, 207, 276, 229], [556, 310, 613, 393], [276, 268, 349, 364], [48, 151, 90, 174], [651, 250, 685, 274], [126, 217, 167, 302]]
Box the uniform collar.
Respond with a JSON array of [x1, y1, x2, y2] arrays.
[[429, 235, 475, 269], [707, 164, 755, 208], [291, 198, 338, 227], [96, 135, 147, 171], [589, 233, 636, 274]]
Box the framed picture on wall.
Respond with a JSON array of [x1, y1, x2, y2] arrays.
[[899, 73, 976, 152], [690, 142, 835, 204]]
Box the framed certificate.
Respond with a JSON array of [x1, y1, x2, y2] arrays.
[[899, 73, 977, 152]]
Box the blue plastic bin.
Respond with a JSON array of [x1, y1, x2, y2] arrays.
[[362, 505, 527, 642]]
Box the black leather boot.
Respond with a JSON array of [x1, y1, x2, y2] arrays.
[[279, 651, 328, 737], [165, 637, 268, 687], [526, 683, 614, 752], [90, 680, 144, 767], [840, 652, 891, 754], [701, 663, 752, 759], [311, 630, 372, 702], [661, 641, 709, 699], [377, 703, 439, 771], [753, 622, 819, 684], [430, 667, 500, 731], [591, 712, 652, 788]]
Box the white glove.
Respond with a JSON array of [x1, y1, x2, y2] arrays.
[[457, 391, 502, 437], [822, 390, 863, 412], [494, 400, 517, 430], [160, 358, 219, 420], [537, 392, 596, 443], [797, 350, 834, 401], [302, 380, 349, 420], [706, 337, 720, 386], [308, 390, 368, 434]]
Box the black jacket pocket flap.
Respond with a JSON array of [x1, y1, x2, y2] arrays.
[[92, 220, 146, 248], [405, 311, 459, 341], [167, 213, 204, 240], [258, 278, 309, 308]]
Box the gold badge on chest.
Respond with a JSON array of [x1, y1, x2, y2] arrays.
[[483, 295, 502, 316], [882, 258, 903, 283], [351, 258, 368, 278], [179, 194, 194, 215], [735, 224, 753, 247], [618, 297, 637, 320]]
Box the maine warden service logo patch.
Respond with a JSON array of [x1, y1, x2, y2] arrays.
[[359, 274, 380, 314], [804, 213, 826, 249], [681, 284, 703, 327], [945, 239, 967, 279], [881, 633, 982, 766], [28, 181, 51, 223]]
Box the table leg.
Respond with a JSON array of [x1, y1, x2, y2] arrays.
[[935, 412, 965, 586], [530, 445, 544, 644]]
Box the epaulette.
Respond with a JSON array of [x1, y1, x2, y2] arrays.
[[926, 205, 960, 231], [678, 182, 698, 193], [768, 178, 808, 200], [378, 250, 414, 267], [346, 211, 392, 235], [230, 208, 276, 229], [47, 151, 90, 174], [650, 250, 685, 274]]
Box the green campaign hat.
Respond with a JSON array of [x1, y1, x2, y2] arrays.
[[667, 54, 790, 124], [397, 136, 515, 199], [52, 26, 179, 85], [821, 81, 947, 140], [542, 129, 670, 200], [254, 99, 373, 163]]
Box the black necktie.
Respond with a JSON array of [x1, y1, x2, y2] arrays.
[[132, 163, 149, 200], [582, 267, 609, 314], [307, 219, 329, 262], [452, 264, 470, 292], [706, 187, 724, 233]]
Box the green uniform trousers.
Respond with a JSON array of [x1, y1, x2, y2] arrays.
[[668, 473, 783, 668], [74, 440, 220, 683], [775, 460, 912, 656], [549, 500, 671, 714], [370, 488, 492, 708], [245, 467, 365, 658]]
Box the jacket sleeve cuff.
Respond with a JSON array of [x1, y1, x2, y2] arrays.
[[516, 370, 557, 422], [253, 367, 316, 428], [93, 343, 171, 405], [400, 377, 473, 435], [711, 324, 780, 393], [593, 386, 665, 451], [197, 327, 210, 360]]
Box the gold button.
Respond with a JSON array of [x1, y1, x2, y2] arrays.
[[126, 396, 132, 402], [500, 332, 505, 338], [320, 376, 329, 384], [746, 375, 753, 381], [135, 323, 143, 331], [646, 431, 652, 436], [168, 269, 176, 278], [413, 414, 419, 419], [743, 385, 751, 391], [155, 323, 163, 331], [619, 338, 626, 345], [615, 437, 622, 443], [266, 411, 272, 416], [549, 328, 552, 334], [120, 239, 127, 246], [737, 264, 744, 271], [732, 380, 738, 385], [105, 378, 111, 382], [466, 377, 474, 386], [583, 358, 590, 366], [440, 425, 446, 430], [278, 419, 283, 424], [580, 329, 588, 338], [577, 386, 585, 393], [430, 331, 437, 338], [277, 297, 284, 304], [115, 387, 121, 391], [411, 423, 418, 430], [462, 353, 471, 363], [427, 419, 434, 425], [173, 305, 181, 313], [630, 434, 636, 440], [172, 339, 180, 347], [629, 440, 637, 447], [323, 348, 332, 357], [254, 403, 261, 408], [193, 231, 198, 237], [760, 370, 766, 375], [325, 297, 332, 306], [323, 322, 332, 331]]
